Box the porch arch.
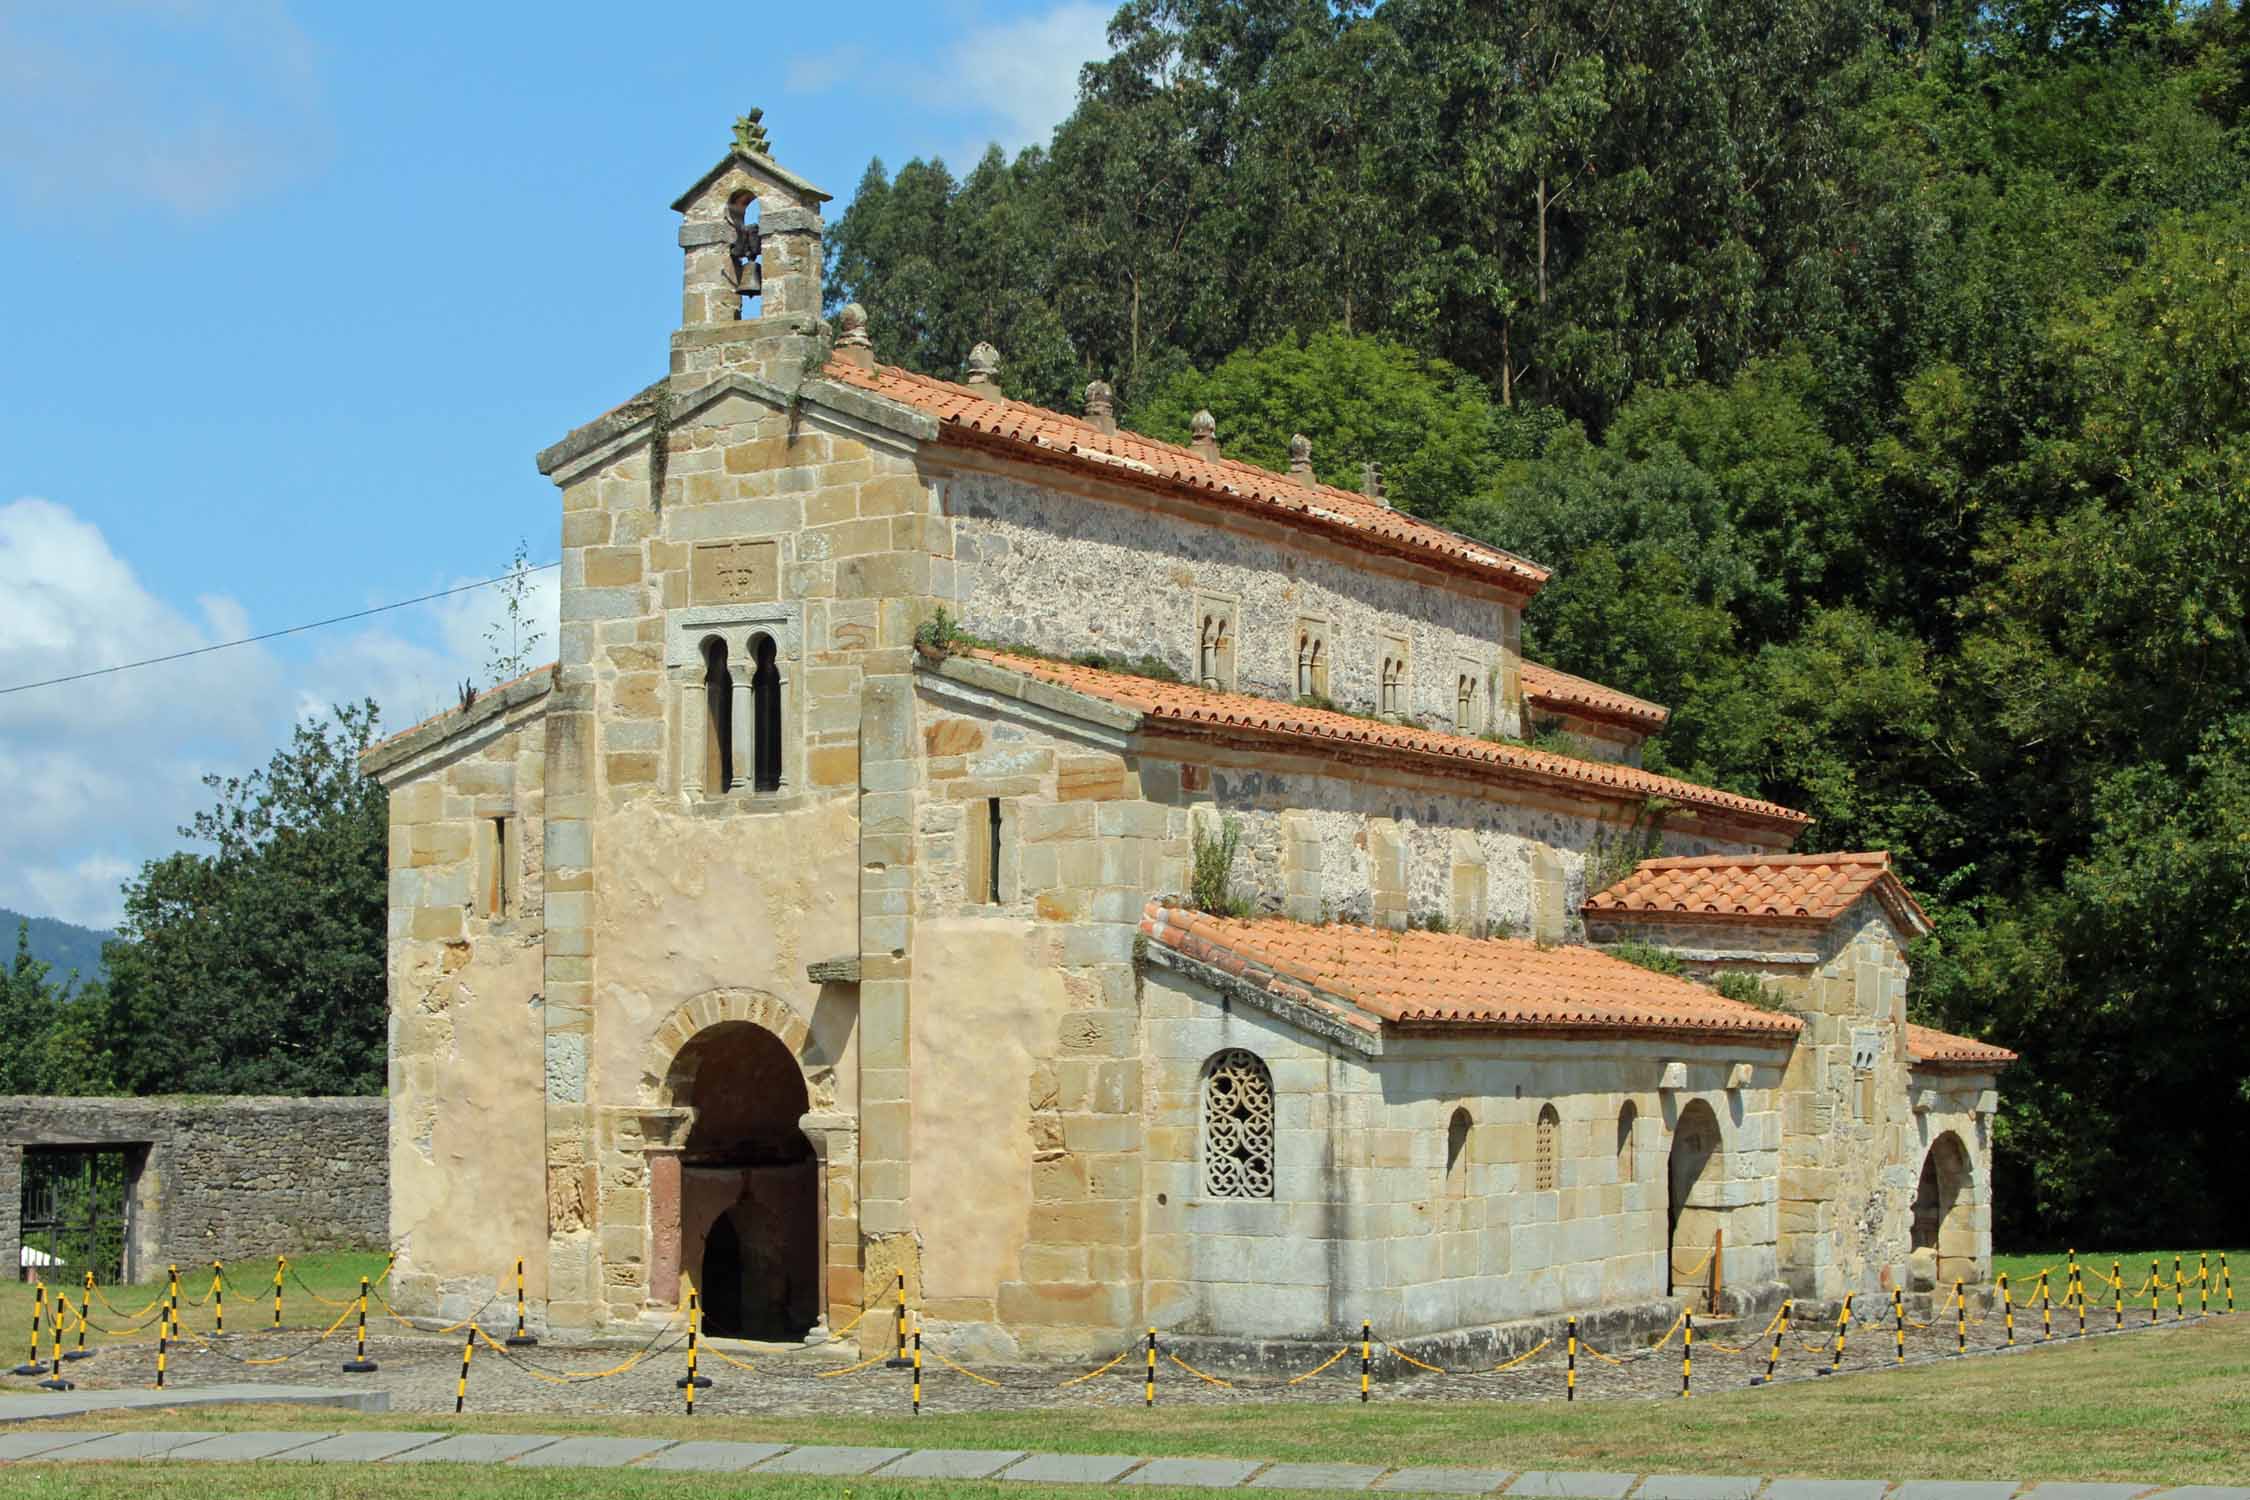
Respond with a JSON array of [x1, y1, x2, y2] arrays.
[[1912, 1130, 1976, 1288]]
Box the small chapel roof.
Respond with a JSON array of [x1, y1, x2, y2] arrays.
[[1520, 659, 1669, 730], [1584, 851, 1931, 936], [1906, 1022, 2018, 1069], [953, 649, 1812, 834], [822, 359, 1552, 596], [1139, 902, 1803, 1041]]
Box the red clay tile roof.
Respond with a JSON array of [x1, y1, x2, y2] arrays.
[[823, 359, 1551, 595], [962, 649, 1811, 833], [1907, 1023, 2017, 1068], [1584, 851, 1930, 935], [1520, 660, 1669, 730], [1140, 902, 1803, 1040]]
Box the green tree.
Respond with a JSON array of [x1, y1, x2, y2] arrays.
[[99, 703, 388, 1096]]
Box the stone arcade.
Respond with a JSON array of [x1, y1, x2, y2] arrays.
[[364, 121, 2014, 1361]]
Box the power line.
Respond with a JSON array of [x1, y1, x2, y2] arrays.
[[0, 561, 561, 698]]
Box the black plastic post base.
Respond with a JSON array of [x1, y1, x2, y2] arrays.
[[10, 1363, 42, 1376], [675, 1374, 713, 1389], [37, 1378, 73, 1392], [884, 1356, 914, 1369], [1748, 1375, 1765, 1385], [61, 1350, 95, 1362], [1813, 1367, 1832, 1377], [342, 1359, 379, 1373], [505, 1334, 539, 1347]]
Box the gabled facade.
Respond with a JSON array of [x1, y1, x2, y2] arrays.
[[364, 122, 2010, 1361]]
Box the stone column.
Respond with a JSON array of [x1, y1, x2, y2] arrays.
[[647, 1149, 684, 1307], [541, 683, 601, 1329], [728, 664, 752, 792], [856, 673, 919, 1349], [678, 666, 706, 798]]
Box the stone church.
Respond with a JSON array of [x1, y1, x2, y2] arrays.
[[365, 119, 2013, 1360]]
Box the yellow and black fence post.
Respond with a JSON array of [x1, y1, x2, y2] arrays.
[[2199, 1252, 2209, 1318], [14, 1283, 44, 1376], [2173, 1256, 2185, 1321], [1682, 1308, 1693, 1398], [155, 1295, 168, 1389], [2000, 1271, 2013, 1346], [1954, 1280, 1966, 1357], [912, 1312, 924, 1415], [1565, 1315, 1577, 1402], [1359, 1320, 1371, 1404], [1830, 1292, 1852, 1374], [1892, 1287, 1905, 1365], [67, 1273, 91, 1362], [167, 1264, 181, 1338], [2074, 1256, 2086, 1339], [343, 1275, 378, 1372], [1757, 1299, 1788, 1385], [2112, 1258, 2123, 1329], [507, 1256, 538, 1347], [675, 1284, 710, 1408], [454, 1328, 473, 1414], [1144, 1326, 1157, 1408], [2223, 1253, 2234, 1314], [213, 1262, 225, 1338], [272, 1256, 285, 1331], [2150, 1259, 2160, 1325], [37, 1292, 73, 1391], [885, 1269, 911, 1369], [2039, 1269, 2051, 1343]]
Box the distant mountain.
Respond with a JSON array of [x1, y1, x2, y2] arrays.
[[1, 908, 115, 986]]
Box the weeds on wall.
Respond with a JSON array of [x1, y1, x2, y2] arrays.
[[1601, 941, 1688, 977], [1714, 970, 1794, 1012], [1587, 797, 1674, 896], [1191, 815, 1250, 918]]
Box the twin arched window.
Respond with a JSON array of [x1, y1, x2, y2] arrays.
[[1296, 633, 1327, 699], [701, 631, 783, 795], [1201, 1049, 1274, 1199], [1199, 614, 1233, 691], [1380, 655, 1405, 716]]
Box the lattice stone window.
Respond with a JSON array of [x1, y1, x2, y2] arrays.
[[1201, 1049, 1275, 1200], [1535, 1102, 1561, 1192]]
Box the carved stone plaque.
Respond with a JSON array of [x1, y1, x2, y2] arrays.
[[1851, 1027, 1882, 1072], [692, 540, 777, 604]]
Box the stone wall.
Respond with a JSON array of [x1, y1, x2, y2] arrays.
[[0, 1096, 387, 1281], [941, 464, 1527, 739]]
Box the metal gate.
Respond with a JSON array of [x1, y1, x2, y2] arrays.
[[18, 1147, 133, 1284]]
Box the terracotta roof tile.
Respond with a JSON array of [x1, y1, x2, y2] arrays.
[[1140, 902, 1803, 1040], [823, 359, 1551, 594], [1585, 851, 1930, 934], [1907, 1023, 2017, 1068], [1520, 660, 1669, 730], [962, 649, 1811, 832]]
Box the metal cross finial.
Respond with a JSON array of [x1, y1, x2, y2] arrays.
[[733, 108, 770, 156]]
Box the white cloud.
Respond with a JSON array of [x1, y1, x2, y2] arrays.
[[0, 497, 560, 929], [786, 45, 865, 96], [0, 1, 328, 224]]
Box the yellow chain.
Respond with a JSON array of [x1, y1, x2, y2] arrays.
[[928, 1344, 1004, 1387], [1486, 1337, 1551, 1371], [1386, 1342, 1450, 1374], [1058, 1346, 1136, 1387], [1167, 1351, 1234, 1388], [815, 1351, 889, 1380], [1285, 1346, 1353, 1385], [471, 1325, 659, 1383]]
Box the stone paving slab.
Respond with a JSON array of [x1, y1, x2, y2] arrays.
[[880, 1448, 1030, 1479], [1253, 1462, 1391, 1490], [633, 1440, 793, 1471], [758, 1444, 912, 1476], [384, 1432, 559, 1464], [513, 1436, 678, 1468], [1005, 1452, 1149, 1485], [51, 1431, 237, 1461], [1125, 1457, 1265, 1487], [1764, 1483, 1892, 1500], [1507, 1471, 1637, 1499], [1893, 1484, 2025, 1500], [1375, 1466, 1514, 1494], [2150, 1490, 2250, 1499], [270, 1431, 447, 1463], [2017, 1488, 2152, 1500], [0, 1429, 113, 1461], [0, 1382, 387, 1423], [170, 1431, 332, 1461], [1635, 1476, 1766, 1500]]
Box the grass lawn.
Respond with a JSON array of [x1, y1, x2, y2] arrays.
[[2, 1252, 390, 1354]]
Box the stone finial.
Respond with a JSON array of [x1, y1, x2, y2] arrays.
[[1288, 432, 1315, 487], [1084, 379, 1117, 434], [1361, 460, 1389, 508], [834, 302, 874, 369], [733, 108, 771, 157], [1190, 409, 1219, 462], [965, 341, 1002, 388]]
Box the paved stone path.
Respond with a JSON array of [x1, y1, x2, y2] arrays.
[[0, 1429, 2241, 1497], [0, 1383, 388, 1424]]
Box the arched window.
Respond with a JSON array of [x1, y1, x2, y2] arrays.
[[1535, 1102, 1560, 1192], [1456, 673, 1477, 733], [702, 636, 734, 793], [1200, 614, 1232, 691], [1201, 1049, 1274, 1200], [750, 632, 781, 793], [1297, 634, 1328, 699], [1616, 1100, 1638, 1184], [1380, 656, 1403, 716], [1444, 1107, 1472, 1197]]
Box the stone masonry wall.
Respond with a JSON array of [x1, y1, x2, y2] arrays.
[[1, 1096, 387, 1280]]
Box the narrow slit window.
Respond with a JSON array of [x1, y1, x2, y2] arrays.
[[487, 816, 509, 917], [985, 797, 1003, 905], [750, 632, 781, 793], [702, 636, 734, 793], [1456, 674, 1476, 733]]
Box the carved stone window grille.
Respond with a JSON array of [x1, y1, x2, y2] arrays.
[[1535, 1103, 1561, 1192], [1201, 1049, 1275, 1200]]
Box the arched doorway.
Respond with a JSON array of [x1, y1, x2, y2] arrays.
[[675, 1022, 819, 1341], [1911, 1131, 1974, 1288], [1668, 1099, 1722, 1301]]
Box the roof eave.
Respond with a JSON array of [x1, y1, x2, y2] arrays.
[[669, 149, 833, 212]]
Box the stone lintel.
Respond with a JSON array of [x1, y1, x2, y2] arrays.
[[806, 957, 861, 985]]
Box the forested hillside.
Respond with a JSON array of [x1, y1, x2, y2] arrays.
[[0, 909, 111, 986], [828, 0, 2250, 1244]]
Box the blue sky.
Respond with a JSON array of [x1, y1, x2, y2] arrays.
[[0, 0, 1113, 928]]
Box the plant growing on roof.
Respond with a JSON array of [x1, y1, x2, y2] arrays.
[[913, 607, 964, 654], [1714, 970, 1792, 1012], [1586, 796, 1673, 897], [1601, 941, 1686, 977], [482, 538, 547, 686], [1190, 815, 1250, 918]]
